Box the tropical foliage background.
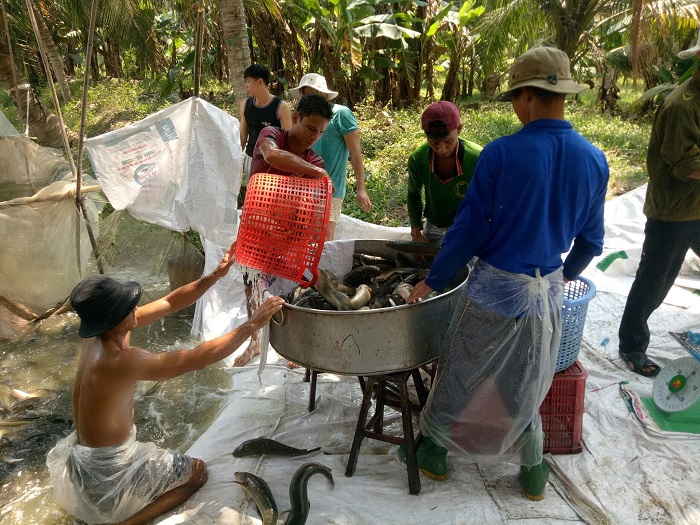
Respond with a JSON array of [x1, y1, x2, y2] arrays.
[[2, 0, 699, 138], [0, 0, 699, 222]]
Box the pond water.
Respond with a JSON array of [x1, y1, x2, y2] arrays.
[[0, 313, 231, 524]]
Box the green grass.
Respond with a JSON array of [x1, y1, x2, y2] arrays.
[[344, 87, 652, 224], [1, 77, 652, 226]]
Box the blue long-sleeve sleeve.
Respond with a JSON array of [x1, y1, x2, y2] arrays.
[[423, 119, 609, 291]]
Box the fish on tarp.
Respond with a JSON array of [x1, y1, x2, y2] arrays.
[[232, 437, 321, 458], [234, 471, 278, 525], [285, 462, 334, 525]]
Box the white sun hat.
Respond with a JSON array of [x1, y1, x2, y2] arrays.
[[678, 30, 700, 59], [289, 73, 338, 100]]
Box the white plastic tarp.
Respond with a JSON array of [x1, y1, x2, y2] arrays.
[[85, 97, 242, 339], [581, 184, 700, 307], [84, 97, 241, 247], [155, 191, 700, 525]]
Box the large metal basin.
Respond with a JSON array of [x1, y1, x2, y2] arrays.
[[269, 239, 467, 376]]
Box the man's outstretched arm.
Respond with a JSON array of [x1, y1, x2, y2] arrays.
[[124, 296, 285, 381], [136, 243, 237, 327]]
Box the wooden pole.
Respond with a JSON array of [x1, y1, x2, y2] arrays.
[[0, 0, 22, 132], [73, 0, 103, 273], [0, 185, 102, 209], [24, 0, 76, 175], [194, 7, 205, 98], [25, 0, 104, 273]]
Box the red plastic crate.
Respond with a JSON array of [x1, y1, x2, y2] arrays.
[[540, 360, 587, 454]]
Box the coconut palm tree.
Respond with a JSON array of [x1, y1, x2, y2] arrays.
[[29, 0, 71, 101], [471, 0, 699, 99], [220, 0, 250, 103]]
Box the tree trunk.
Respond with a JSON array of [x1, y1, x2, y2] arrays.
[[220, 0, 251, 104], [424, 0, 439, 101], [390, 68, 402, 108], [210, 3, 227, 82], [441, 36, 464, 102], [90, 47, 101, 81], [411, 4, 425, 101], [0, 43, 64, 148], [375, 65, 391, 106], [32, 2, 71, 102], [466, 47, 475, 97], [481, 72, 499, 99], [104, 38, 124, 79]]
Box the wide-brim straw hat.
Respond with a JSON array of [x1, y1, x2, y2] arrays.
[[496, 47, 588, 102], [289, 73, 338, 100], [70, 275, 142, 338], [678, 30, 700, 59]]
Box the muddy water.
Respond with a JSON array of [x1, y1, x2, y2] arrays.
[[0, 313, 231, 524]]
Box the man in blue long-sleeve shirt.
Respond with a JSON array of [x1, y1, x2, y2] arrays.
[[404, 47, 608, 501]]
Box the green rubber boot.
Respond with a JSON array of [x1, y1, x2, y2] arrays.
[[520, 460, 549, 501], [399, 436, 448, 481]]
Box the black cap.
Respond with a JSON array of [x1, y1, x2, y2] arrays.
[[70, 275, 142, 338]]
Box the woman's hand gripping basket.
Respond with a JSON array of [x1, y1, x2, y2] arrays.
[[234, 173, 332, 288]]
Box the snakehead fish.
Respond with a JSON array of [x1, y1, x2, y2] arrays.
[[284, 462, 334, 525], [232, 437, 321, 458], [234, 471, 278, 525]]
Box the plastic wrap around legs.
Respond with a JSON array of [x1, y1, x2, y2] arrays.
[[420, 260, 563, 466], [46, 427, 194, 524]]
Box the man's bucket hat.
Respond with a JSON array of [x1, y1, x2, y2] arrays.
[[496, 47, 588, 102], [70, 275, 142, 338], [421, 101, 462, 133], [289, 73, 338, 100], [678, 30, 700, 59]]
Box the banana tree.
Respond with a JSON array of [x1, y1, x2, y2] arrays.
[[354, 9, 421, 106], [288, 0, 419, 105], [439, 0, 484, 101]]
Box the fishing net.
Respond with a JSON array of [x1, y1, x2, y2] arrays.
[[0, 97, 244, 341], [0, 136, 100, 337]]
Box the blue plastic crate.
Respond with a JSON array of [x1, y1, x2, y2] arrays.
[[556, 277, 596, 372]]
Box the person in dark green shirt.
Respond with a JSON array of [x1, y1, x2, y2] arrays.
[[618, 35, 700, 377], [407, 102, 482, 244]]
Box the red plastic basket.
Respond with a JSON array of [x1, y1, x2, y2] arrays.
[[540, 360, 587, 454], [235, 173, 332, 287]]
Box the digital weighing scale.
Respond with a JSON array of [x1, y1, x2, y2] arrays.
[[640, 332, 700, 433]]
